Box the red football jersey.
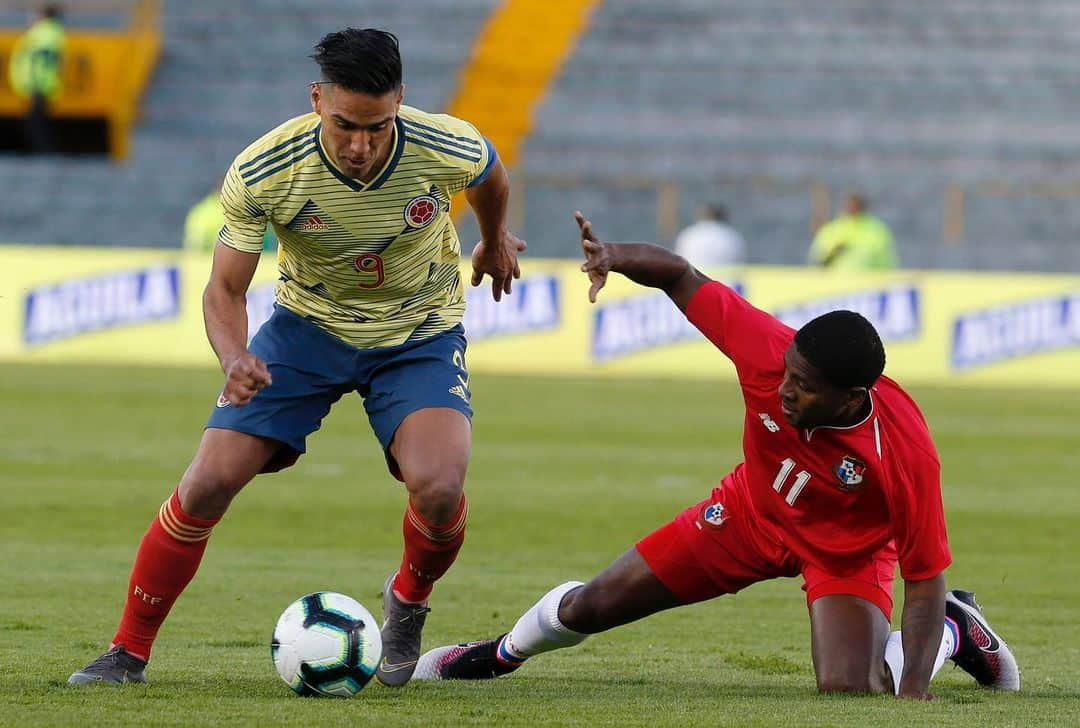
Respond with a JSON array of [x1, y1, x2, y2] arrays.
[[685, 281, 952, 580]]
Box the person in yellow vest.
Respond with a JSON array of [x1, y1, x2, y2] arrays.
[[183, 184, 277, 253], [808, 193, 898, 270], [8, 4, 66, 153]]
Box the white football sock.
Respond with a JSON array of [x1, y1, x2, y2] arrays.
[[499, 581, 587, 662], [883, 619, 957, 695]]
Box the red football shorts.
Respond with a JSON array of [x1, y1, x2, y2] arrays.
[[636, 475, 897, 620]]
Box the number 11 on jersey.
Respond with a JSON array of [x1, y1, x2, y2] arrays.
[[772, 457, 811, 506]]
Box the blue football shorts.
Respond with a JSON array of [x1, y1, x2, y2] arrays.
[[206, 305, 472, 479]]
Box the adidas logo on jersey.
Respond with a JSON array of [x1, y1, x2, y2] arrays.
[[298, 215, 329, 232]]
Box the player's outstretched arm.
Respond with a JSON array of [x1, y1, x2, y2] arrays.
[[466, 157, 527, 302], [896, 572, 946, 699], [203, 242, 271, 406], [576, 211, 709, 311]]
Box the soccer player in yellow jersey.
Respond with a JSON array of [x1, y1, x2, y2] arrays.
[[69, 28, 526, 689]]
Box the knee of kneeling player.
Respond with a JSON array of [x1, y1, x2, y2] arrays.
[[816, 670, 884, 695]]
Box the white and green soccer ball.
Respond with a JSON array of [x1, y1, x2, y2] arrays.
[[271, 591, 382, 697]]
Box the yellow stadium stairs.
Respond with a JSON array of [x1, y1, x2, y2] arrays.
[[447, 0, 602, 223]]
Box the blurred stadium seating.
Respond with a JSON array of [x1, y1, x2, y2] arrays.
[[0, 0, 499, 247], [514, 0, 1080, 269], [2, 0, 1079, 271]]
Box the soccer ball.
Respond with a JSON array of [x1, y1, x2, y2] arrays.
[[271, 591, 382, 697]]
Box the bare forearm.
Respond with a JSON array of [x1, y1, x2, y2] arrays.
[[605, 241, 703, 305], [465, 159, 509, 243], [203, 283, 249, 374], [605, 242, 689, 291], [898, 573, 946, 697]]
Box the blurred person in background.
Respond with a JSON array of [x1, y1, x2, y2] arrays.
[[808, 192, 898, 270], [7, 3, 65, 154], [674, 202, 745, 269], [69, 27, 525, 690], [184, 183, 277, 252]]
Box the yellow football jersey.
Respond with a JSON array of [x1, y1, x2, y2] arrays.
[[219, 105, 495, 348]]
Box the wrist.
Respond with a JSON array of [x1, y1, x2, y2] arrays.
[[897, 676, 930, 698], [478, 225, 508, 246], [604, 242, 624, 272], [219, 350, 246, 374]]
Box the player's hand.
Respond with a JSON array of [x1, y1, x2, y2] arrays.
[[576, 211, 611, 303], [222, 352, 272, 407], [471, 231, 527, 302]]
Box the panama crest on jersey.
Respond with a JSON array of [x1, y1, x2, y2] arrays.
[[835, 455, 867, 491], [403, 194, 440, 229], [699, 501, 729, 530]]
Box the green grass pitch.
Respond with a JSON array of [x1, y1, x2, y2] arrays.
[[1, 362, 1077, 726]]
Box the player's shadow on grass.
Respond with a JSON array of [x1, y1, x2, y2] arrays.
[[413, 675, 818, 701], [410, 676, 1075, 703]]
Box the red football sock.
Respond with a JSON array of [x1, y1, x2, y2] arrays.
[[394, 495, 467, 604], [112, 491, 219, 661]]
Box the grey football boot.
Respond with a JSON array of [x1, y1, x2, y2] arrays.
[[375, 572, 431, 687], [68, 645, 148, 685]]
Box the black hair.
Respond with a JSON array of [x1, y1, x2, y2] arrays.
[[42, 3, 63, 20], [311, 28, 402, 95], [793, 310, 885, 389]]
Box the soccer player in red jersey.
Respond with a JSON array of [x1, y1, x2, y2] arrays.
[[416, 212, 1020, 698]]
